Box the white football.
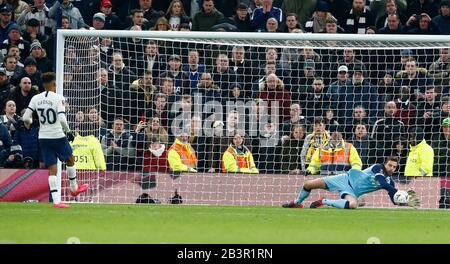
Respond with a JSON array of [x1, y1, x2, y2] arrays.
[[394, 190, 409, 204]]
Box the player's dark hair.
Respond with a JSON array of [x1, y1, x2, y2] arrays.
[[41, 72, 56, 84], [385, 156, 399, 164]]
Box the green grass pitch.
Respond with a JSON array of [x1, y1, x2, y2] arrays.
[[1, 202, 450, 244]]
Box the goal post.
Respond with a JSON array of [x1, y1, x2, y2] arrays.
[[56, 29, 450, 209]]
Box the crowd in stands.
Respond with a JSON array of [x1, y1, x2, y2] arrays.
[[0, 0, 449, 201]]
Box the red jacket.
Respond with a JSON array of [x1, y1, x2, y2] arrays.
[[257, 90, 292, 121], [143, 149, 169, 173]]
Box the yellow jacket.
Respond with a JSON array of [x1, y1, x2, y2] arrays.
[[70, 135, 106, 170], [221, 145, 259, 174], [405, 139, 434, 176], [168, 138, 198, 172], [307, 140, 362, 175]]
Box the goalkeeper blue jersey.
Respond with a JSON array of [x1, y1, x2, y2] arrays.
[[348, 164, 395, 197]]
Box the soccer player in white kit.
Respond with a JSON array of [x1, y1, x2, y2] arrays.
[[23, 72, 89, 208]]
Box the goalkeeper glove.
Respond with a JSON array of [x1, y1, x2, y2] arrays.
[[406, 189, 421, 208], [66, 131, 75, 142]]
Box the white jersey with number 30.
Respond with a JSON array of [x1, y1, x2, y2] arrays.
[[27, 91, 67, 139]]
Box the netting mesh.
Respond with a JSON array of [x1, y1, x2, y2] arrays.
[[60, 33, 450, 209]]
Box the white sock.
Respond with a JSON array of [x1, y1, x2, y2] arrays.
[[67, 166, 78, 192], [48, 175, 61, 204]]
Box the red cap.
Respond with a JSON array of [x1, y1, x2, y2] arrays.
[[101, 0, 112, 7]]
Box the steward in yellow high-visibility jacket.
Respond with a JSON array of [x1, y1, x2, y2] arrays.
[[405, 127, 434, 176], [168, 133, 198, 172], [307, 125, 362, 175], [221, 132, 259, 173], [70, 134, 106, 170]]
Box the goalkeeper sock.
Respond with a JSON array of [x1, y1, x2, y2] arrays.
[[323, 199, 349, 209], [48, 175, 61, 204], [294, 187, 311, 205], [67, 166, 78, 193]]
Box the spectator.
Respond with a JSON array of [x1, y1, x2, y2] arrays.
[[350, 121, 375, 167], [17, 0, 53, 36], [377, 13, 405, 34], [101, 117, 133, 171], [305, 77, 331, 122], [167, 130, 197, 172], [251, 0, 283, 31], [283, 12, 303, 32], [432, 118, 450, 208], [139, 0, 162, 29], [391, 136, 408, 178], [405, 127, 434, 176], [8, 76, 37, 114], [159, 77, 179, 111], [377, 68, 398, 102], [407, 0, 438, 18], [339, 66, 378, 124], [1, 23, 30, 63], [225, 109, 243, 137], [222, 130, 258, 173], [142, 135, 169, 173], [282, 103, 310, 137], [204, 120, 228, 173], [91, 12, 105, 30], [192, 0, 224, 31], [323, 108, 340, 131], [343, 0, 375, 34], [319, 16, 345, 33], [188, 114, 208, 171], [49, 0, 85, 29], [2, 54, 22, 84], [257, 118, 279, 173], [432, 0, 450, 35], [144, 116, 169, 147], [344, 105, 368, 139], [86, 107, 106, 138], [292, 59, 317, 103], [394, 85, 417, 129], [211, 53, 237, 98], [304, 1, 332, 33], [0, 99, 17, 131], [129, 70, 157, 123], [160, 54, 190, 95], [281, 0, 316, 24], [196, 72, 220, 104], [182, 49, 205, 91], [0, 5, 16, 44], [256, 73, 291, 122], [137, 40, 166, 80], [406, 12, 440, 34], [70, 123, 106, 171], [375, 0, 407, 30], [281, 124, 306, 174], [99, 0, 121, 30], [0, 121, 12, 167], [306, 124, 362, 175], [144, 93, 169, 128], [21, 57, 43, 91], [229, 46, 255, 97], [107, 52, 136, 91], [5, 44, 21, 67], [328, 65, 350, 106], [417, 85, 441, 138], [337, 48, 366, 77], [395, 58, 429, 102], [126, 9, 150, 30], [22, 18, 48, 44], [150, 16, 171, 31], [429, 48, 450, 89], [229, 2, 252, 32], [165, 0, 191, 31], [228, 82, 247, 103], [300, 117, 330, 170], [8, 0, 27, 22], [0, 67, 13, 106], [371, 101, 406, 163]]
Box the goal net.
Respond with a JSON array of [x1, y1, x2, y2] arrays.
[[58, 30, 450, 209]]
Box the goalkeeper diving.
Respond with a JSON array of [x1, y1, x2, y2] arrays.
[[282, 156, 420, 209]]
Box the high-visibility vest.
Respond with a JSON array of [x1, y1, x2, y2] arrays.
[[305, 132, 329, 165], [221, 146, 252, 172], [319, 142, 352, 174], [168, 141, 197, 167]]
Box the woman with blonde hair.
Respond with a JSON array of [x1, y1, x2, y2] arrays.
[[304, 1, 335, 33], [165, 0, 191, 31], [151, 17, 171, 31]]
